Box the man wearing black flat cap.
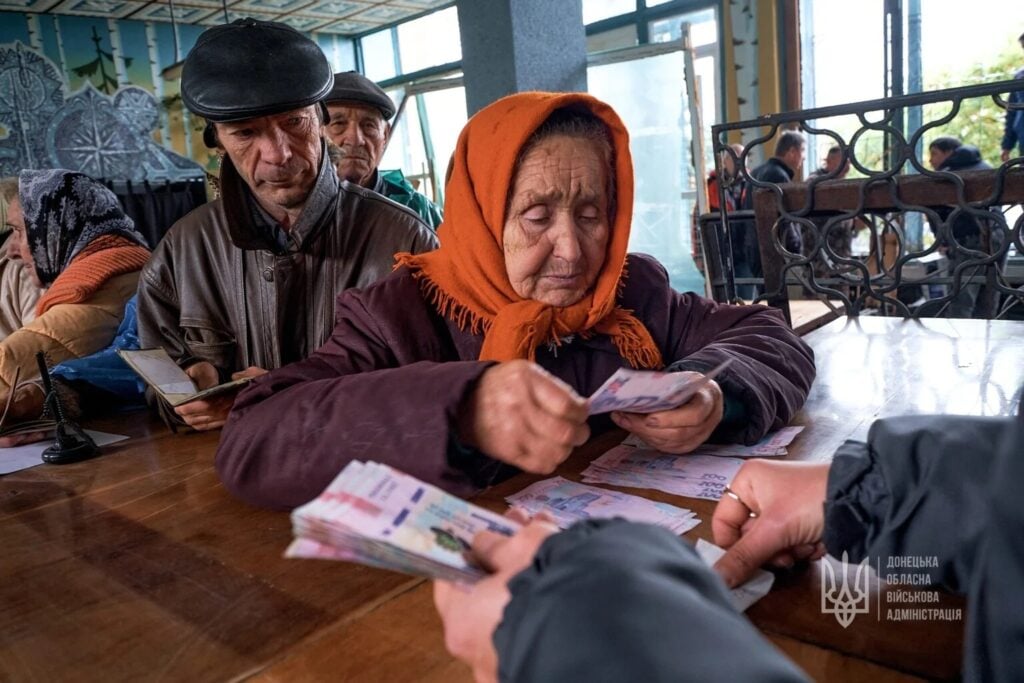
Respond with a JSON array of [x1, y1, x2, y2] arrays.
[[323, 71, 443, 229], [137, 18, 437, 432]]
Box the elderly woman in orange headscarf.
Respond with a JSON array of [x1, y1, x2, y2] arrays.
[[215, 93, 815, 511]]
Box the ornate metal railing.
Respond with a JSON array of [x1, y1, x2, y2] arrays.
[[700, 78, 1024, 321]]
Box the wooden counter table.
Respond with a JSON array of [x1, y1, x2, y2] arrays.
[[2, 316, 1021, 682]]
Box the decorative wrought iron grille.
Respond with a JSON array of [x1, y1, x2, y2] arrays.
[[701, 78, 1024, 322]]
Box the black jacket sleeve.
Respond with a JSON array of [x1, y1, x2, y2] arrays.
[[494, 519, 808, 683]]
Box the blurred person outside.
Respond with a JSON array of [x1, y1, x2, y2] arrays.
[[691, 144, 746, 279], [735, 131, 806, 300], [1000, 31, 1024, 163], [802, 145, 862, 293], [927, 136, 1001, 317]]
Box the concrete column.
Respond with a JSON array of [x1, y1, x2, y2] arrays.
[[456, 0, 588, 115]]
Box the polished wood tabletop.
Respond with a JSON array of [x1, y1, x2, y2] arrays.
[[1, 316, 1020, 682]]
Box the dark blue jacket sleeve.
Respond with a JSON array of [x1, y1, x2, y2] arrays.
[[823, 414, 1015, 591], [823, 410, 1024, 681], [495, 519, 808, 683]]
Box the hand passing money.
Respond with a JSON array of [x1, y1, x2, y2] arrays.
[[288, 461, 520, 582]]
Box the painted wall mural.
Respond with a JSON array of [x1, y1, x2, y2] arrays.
[[0, 10, 354, 181], [0, 41, 201, 180]]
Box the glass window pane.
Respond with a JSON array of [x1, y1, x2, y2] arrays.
[[417, 86, 468, 205], [586, 24, 639, 52], [380, 85, 467, 209], [315, 34, 356, 72], [397, 7, 461, 73], [588, 52, 706, 294], [648, 7, 717, 47], [381, 87, 426, 183], [801, 0, 884, 108], [915, 0, 1020, 169], [336, 37, 356, 72], [919, 0, 1017, 89], [694, 54, 719, 139], [361, 29, 397, 83], [799, 0, 886, 182], [582, 0, 636, 25]]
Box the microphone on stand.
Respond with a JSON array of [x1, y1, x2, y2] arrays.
[[35, 352, 99, 465]]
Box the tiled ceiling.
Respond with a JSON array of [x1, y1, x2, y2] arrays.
[[0, 0, 452, 34]]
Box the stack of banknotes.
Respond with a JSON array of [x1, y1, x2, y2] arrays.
[[581, 446, 744, 501], [287, 461, 519, 582], [506, 476, 701, 534]]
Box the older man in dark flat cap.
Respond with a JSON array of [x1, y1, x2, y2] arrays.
[[136, 19, 437, 432], [323, 71, 443, 229]]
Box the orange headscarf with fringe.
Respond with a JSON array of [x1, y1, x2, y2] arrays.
[[395, 92, 663, 369]]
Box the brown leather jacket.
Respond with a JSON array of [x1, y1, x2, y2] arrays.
[[137, 150, 438, 378]]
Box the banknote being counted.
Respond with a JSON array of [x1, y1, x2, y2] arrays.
[[587, 358, 734, 416], [287, 461, 520, 582]]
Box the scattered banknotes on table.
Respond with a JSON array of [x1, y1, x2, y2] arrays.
[[581, 444, 743, 501], [287, 461, 520, 582], [621, 425, 805, 458], [506, 476, 700, 534], [587, 358, 734, 416], [694, 539, 775, 612]]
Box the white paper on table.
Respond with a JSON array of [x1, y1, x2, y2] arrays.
[[0, 431, 130, 475], [695, 538, 775, 612]]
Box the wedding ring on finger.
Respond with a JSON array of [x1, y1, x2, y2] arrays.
[[723, 485, 758, 518]]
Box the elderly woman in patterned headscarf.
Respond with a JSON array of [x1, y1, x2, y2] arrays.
[[0, 170, 150, 393], [215, 92, 816, 511]]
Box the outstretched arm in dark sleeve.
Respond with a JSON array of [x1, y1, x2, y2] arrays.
[[713, 413, 1016, 594], [623, 255, 815, 444], [824, 414, 1015, 591], [216, 289, 491, 510], [436, 518, 808, 683]]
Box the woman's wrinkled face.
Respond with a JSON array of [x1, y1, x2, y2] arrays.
[[4, 197, 42, 287], [502, 135, 611, 307]]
